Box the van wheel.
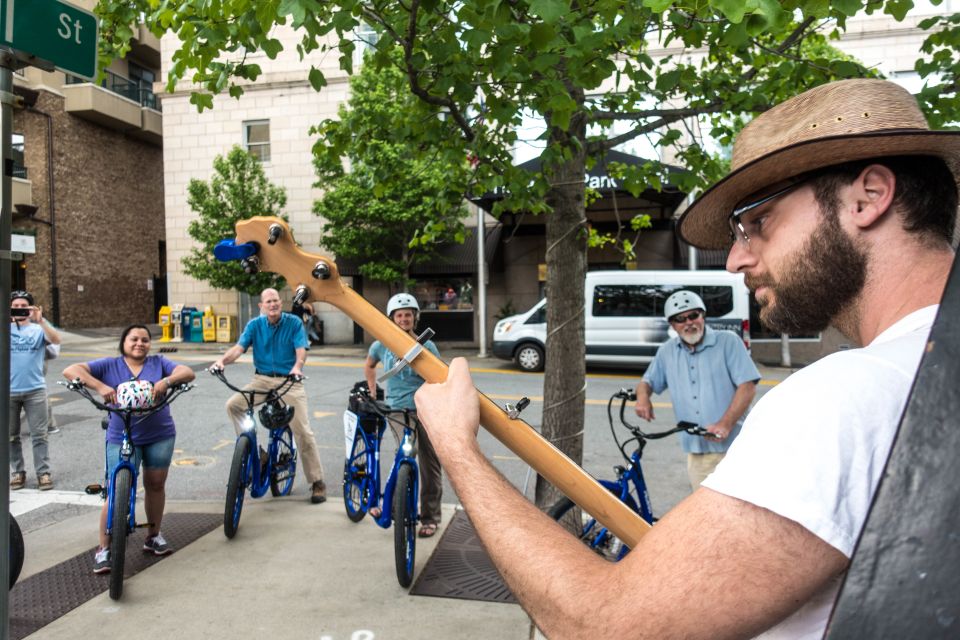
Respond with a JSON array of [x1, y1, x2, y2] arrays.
[[515, 344, 544, 372]]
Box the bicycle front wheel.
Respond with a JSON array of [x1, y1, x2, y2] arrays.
[[224, 437, 251, 539], [343, 432, 371, 523], [393, 462, 417, 588], [269, 427, 297, 497], [109, 468, 133, 599], [9, 513, 24, 589], [547, 497, 630, 562]]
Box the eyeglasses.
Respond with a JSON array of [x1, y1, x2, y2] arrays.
[[669, 310, 702, 324], [728, 172, 822, 246]]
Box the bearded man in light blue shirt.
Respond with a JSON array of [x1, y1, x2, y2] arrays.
[[634, 290, 760, 489]]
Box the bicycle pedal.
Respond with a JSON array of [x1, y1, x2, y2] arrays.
[[134, 522, 156, 529], [84, 484, 104, 495]]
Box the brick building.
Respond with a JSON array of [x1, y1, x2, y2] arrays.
[[10, 14, 164, 329]]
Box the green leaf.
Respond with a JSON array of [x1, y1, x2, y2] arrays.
[[308, 66, 327, 91], [530, 23, 556, 49], [711, 0, 748, 24], [529, 0, 568, 23], [642, 0, 673, 11], [262, 38, 284, 59]]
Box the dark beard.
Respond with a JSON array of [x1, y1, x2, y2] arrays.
[[747, 215, 867, 335]]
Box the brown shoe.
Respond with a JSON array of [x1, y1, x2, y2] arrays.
[[10, 472, 26, 491], [310, 481, 326, 504], [38, 473, 54, 491]]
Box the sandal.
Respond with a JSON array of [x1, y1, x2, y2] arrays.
[[418, 523, 438, 538], [369, 506, 382, 518]]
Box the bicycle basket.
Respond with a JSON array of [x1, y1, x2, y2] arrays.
[[259, 400, 294, 430], [348, 381, 383, 433], [116, 380, 154, 409]]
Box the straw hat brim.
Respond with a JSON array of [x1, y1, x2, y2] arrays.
[[678, 129, 960, 250]]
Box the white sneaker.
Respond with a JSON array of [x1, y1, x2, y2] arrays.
[[143, 532, 173, 556]]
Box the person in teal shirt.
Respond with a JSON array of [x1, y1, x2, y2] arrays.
[[364, 293, 443, 537]]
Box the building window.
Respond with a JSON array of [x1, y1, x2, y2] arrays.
[[243, 120, 271, 162], [352, 22, 380, 67], [128, 61, 158, 110], [12, 133, 26, 179], [411, 278, 474, 311]]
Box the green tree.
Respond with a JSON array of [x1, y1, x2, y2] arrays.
[[183, 146, 289, 295], [97, 0, 960, 507], [312, 58, 469, 289]]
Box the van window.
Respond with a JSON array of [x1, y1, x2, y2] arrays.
[[592, 284, 734, 318], [526, 305, 547, 324]]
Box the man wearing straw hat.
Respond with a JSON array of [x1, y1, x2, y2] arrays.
[[414, 78, 958, 639]]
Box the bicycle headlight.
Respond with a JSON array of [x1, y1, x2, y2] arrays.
[[240, 414, 256, 432], [401, 436, 414, 457]]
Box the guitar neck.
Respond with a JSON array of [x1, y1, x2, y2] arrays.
[[330, 286, 652, 548]]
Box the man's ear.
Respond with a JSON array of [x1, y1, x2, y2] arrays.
[[850, 164, 896, 229]]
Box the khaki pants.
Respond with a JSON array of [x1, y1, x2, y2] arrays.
[[225, 375, 324, 485], [687, 452, 725, 490]]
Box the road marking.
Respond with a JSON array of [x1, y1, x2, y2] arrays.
[[485, 393, 671, 408], [492, 454, 522, 462], [313, 411, 336, 418], [212, 439, 234, 451]]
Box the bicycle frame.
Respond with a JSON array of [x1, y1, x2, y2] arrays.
[[345, 409, 420, 529]]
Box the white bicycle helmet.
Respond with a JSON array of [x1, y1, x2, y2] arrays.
[[116, 380, 155, 409], [663, 291, 706, 321], [386, 293, 419, 318]]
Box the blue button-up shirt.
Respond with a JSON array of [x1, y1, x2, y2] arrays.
[[642, 327, 760, 454], [237, 313, 308, 374]]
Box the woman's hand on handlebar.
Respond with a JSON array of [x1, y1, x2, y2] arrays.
[[99, 385, 117, 404]]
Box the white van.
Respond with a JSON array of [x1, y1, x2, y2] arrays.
[[492, 270, 751, 371]]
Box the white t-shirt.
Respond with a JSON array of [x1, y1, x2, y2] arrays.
[[702, 305, 937, 639]]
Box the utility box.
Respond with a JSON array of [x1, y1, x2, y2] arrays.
[[216, 315, 237, 343], [170, 304, 185, 342], [158, 305, 173, 342], [202, 306, 217, 342], [188, 310, 204, 343]]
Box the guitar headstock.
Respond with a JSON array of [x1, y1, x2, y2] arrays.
[[233, 216, 349, 303]]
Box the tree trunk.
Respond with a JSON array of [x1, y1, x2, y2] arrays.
[[534, 116, 588, 510]]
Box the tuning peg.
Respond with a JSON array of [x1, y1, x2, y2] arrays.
[[312, 261, 331, 280], [240, 256, 260, 274], [267, 223, 284, 245], [293, 284, 310, 305]]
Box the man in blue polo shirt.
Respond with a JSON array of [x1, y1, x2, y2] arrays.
[[212, 288, 327, 503], [635, 290, 760, 489]]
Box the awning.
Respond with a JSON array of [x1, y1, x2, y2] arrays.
[[336, 224, 502, 277], [471, 149, 689, 214]]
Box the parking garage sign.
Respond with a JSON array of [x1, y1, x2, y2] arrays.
[[1, 0, 98, 81]]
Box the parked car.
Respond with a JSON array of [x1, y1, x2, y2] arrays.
[[492, 270, 751, 372]]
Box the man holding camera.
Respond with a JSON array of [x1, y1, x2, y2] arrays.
[[10, 290, 60, 490]]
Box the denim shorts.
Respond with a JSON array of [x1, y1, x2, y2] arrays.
[[105, 436, 176, 480]]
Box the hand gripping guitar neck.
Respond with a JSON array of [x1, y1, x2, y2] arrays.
[[217, 217, 652, 548]]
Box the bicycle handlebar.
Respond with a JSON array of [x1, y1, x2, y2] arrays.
[[207, 366, 303, 399], [352, 386, 422, 428], [609, 389, 708, 438], [59, 378, 193, 420]]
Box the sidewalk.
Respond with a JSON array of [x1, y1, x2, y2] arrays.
[[13, 493, 533, 640]]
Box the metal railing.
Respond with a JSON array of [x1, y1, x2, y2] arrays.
[[11, 163, 27, 179], [66, 69, 161, 112]]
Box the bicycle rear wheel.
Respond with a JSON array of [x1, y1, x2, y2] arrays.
[[9, 513, 24, 589], [393, 462, 417, 588], [269, 426, 297, 497], [109, 468, 133, 599], [224, 438, 251, 539], [547, 497, 630, 562], [343, 432, 371, 523]]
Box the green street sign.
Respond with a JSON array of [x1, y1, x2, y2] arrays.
[[0, 0, 98, 81]]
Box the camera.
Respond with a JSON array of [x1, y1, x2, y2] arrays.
[[10, 308, 30, 318]]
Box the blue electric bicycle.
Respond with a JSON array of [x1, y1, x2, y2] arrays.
[[209, 368, 299, 539], [61, 378, 193, 599], [342, 382, 421, 587], [547, 388, 709, 561]]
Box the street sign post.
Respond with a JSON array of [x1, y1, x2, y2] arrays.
[[0, 0, 98, 81]]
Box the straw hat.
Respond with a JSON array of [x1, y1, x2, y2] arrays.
[[678, 79, 960, 249]]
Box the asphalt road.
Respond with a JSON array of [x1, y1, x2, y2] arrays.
[[30, 346, 779, 517]]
